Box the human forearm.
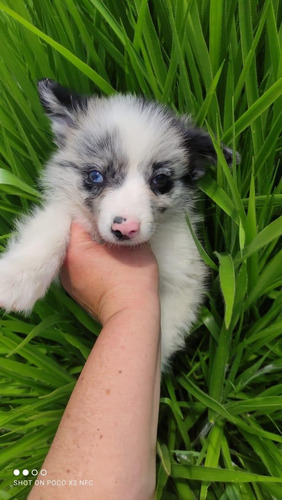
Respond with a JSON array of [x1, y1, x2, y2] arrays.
[[28, 297, 161, 500]]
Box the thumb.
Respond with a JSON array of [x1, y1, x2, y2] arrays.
[[70, 222, 96, 245]]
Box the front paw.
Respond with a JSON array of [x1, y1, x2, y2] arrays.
[[0, 258, 49, 313]]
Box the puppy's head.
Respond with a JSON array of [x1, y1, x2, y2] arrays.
[[38, 79, 237, 245]]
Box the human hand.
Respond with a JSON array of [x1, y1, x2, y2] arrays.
[[60, 223, 159, 325]]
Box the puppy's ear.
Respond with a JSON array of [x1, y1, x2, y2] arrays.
[[37, 79, 87, 144], [184, 127, 239, 182]]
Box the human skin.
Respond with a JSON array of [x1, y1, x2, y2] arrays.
[[28, 223, 161, 500]]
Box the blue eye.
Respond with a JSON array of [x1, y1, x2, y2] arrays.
[[89, 170, 104, 184]]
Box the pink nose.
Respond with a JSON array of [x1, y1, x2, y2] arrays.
[[111, 217, 141, 240]]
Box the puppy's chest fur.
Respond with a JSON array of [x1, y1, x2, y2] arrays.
[[150, 213, 205, 369], [151, 212, 202, 287]]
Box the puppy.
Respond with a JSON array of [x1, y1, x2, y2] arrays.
[[0, 79, 235, 369]]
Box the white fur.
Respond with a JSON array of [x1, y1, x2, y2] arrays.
[[0, 203, 72, 312], [0, 87, 208, 370], [0, 204, 204, 370], [0, 200, 204, 370], [151, 214, 205, 366]]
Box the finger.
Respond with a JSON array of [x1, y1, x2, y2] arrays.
[[70, 222, 94, 243]]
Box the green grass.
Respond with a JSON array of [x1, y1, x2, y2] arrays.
[[0, 0, 281, 498]]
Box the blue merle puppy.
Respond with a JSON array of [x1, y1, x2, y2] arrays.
[[0, 79, 236, 369]]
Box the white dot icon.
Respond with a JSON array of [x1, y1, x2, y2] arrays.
[[13, 469, 20, 476], [40, 469, 47, 476], [31, 469, 38, 476], [23, 469, 29, 476]]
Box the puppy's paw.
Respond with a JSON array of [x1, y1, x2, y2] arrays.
[[0, 258, 49, 313]]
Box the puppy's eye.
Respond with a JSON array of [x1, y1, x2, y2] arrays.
[[152, 174, 170, 188], [89, 170, 104, 184], [151, 173, 173, 195]]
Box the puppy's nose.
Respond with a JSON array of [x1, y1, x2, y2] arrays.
[[111, 217, 141, 240]]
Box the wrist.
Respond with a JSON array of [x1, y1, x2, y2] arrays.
[[100, 291, 161, 326]]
